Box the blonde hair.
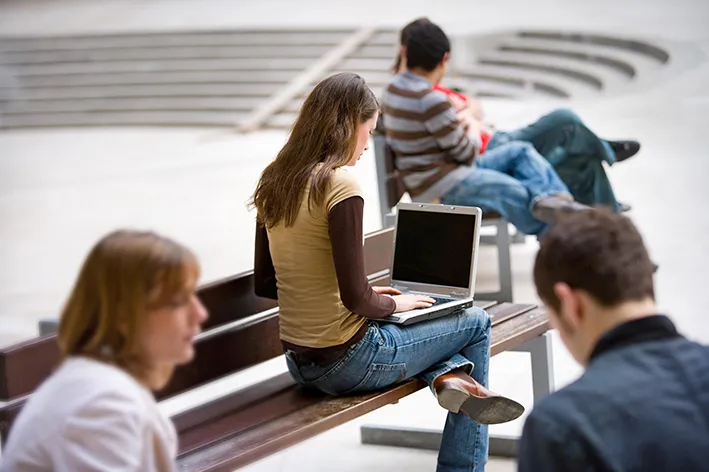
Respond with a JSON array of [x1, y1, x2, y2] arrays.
[[58, 230, 199, 390]]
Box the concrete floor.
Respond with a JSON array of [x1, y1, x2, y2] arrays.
[[1, 0, 709, 470]]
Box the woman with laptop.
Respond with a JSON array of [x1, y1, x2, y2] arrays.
[[251, 72, 524, 472]]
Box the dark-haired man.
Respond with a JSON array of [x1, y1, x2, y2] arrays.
[[520, 210, 709, 471]]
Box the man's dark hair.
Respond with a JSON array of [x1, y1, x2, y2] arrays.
[[405, 21, 450, 72], [534, 210, 655, 312], [392, 17, 431, 73]]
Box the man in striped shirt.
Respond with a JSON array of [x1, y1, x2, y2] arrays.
[[380, 20, 589, 237], [389, 18, 639, 213]]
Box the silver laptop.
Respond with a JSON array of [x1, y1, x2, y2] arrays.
[[382, 202, 482, 325]]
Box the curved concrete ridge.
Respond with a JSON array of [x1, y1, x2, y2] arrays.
[[477, 57, 605, 90], [455, 64, 596, 98], [517, 31, 670, 63], [497, 45, 636, 78]]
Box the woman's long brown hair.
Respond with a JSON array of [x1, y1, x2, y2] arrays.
[[251, 73, 378, 228]]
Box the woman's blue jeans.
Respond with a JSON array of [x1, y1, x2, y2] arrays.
[[285, 307, 492, 472]]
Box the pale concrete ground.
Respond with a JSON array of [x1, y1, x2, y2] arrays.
[[1, 0, 709, 471]]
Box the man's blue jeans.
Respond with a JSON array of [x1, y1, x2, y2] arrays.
[[441, 141, 570, 236], [489, 108, 621, 211], [285, 307, 492, 472]]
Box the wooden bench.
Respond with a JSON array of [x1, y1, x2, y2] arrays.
[[1, 228, 553, 468], [371, 132, 518, 302]]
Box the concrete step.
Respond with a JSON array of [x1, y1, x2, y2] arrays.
[[8, 57, 319, 76], [476, 50, 633, 91], [442, 78, 535, 99], [1, 44, 335, 65], [340, 58, 393, 72], [330, 70, 392, 87], [4, 70, 300, 88], [350, 44, 398, 59], [0, 83, 283, 100], [266, 112, 298, 129], [0, 30, 353, 52], [495, 36, 665, 76], [0, 110, 248, 128], [0, 96, 264, 113], [516, 31, 670, 64], [368, 31, 399, 46], [458, 62, 601, 98]]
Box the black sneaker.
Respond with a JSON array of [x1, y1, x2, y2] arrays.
[[609, 140, 641, 162]]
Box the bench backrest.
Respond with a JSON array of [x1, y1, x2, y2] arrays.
[[0, 227, 395, 444], [372, 134, 406, 223]]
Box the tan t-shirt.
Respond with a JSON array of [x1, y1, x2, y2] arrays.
[[267, 167, 365, 348]]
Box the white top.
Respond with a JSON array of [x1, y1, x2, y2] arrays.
[[0, 356, 178, 472]]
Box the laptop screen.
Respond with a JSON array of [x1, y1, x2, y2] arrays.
[[392, 209, 477, 289]]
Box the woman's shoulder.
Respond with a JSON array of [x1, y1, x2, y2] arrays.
[[32, 357, 153, 419], [330, 167, 362, 194], [5, 357, 155, 455], [327, 167, 363, 211]]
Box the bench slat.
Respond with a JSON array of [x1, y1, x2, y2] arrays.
[[178, 378, 425, 472], [0, 335, 60, 400], [491, 307, 548, 355]]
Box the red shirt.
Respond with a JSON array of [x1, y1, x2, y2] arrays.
[[433, 84, 491, 153]]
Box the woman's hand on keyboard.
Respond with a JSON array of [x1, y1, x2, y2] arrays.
[[373, 286, 402, 296], [391, 295, 436, 313]]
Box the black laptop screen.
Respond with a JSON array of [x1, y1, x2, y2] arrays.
[[391, 209, 476, 288]]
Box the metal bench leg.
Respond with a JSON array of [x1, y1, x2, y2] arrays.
[[477, 219, 514, 303], [360, 332, 555, 458], [38, 319, 59, 336], [511, 229, 527, 244], [512, 331, 555, 403]]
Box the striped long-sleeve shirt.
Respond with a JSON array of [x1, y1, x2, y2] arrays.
[[380, 71, 479, 203]]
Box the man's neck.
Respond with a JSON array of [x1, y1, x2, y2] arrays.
[[407, 67, 438, 85], [582, 298, 657, 364]]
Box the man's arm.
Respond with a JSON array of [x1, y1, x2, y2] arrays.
[[422, 94, 479, 165]]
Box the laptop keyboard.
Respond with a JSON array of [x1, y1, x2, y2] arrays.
[[430, 296, 457, 305]]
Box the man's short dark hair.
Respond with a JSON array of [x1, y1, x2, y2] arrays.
[[534, 210, 655, 312], [405, 21, 450, 72], [391, 17, 431, 73]]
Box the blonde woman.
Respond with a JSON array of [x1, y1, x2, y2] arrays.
[[0, 230, 208, 472]]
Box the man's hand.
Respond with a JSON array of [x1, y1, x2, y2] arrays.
[[457, 108, 482, 138], [373, 286, 402, 296], [466, 96, 485, 121], [449, 93, 467, 112]]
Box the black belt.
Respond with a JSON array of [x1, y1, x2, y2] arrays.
[[285, 322, 369, 367]]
